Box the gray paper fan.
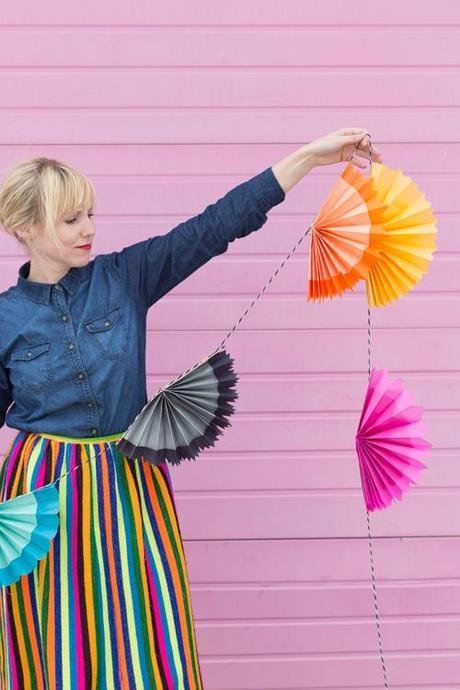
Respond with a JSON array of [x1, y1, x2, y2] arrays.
[[116, 348, 238, 465]]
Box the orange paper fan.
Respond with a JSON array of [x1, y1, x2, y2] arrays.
[[365, 162, 438, 308], [307, 162, 388, 302]]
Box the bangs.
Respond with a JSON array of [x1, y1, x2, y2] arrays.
[[53, 170, 96, 221]]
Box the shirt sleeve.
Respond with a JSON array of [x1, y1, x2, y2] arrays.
[[103, 165, 286, 309], [0, 362, 12, 430]]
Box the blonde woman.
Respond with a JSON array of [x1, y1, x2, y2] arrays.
[[0, 128, 380, 689]]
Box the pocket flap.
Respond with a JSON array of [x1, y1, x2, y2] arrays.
[[10, 342, 50, 361], [84, 307, 122, 334]]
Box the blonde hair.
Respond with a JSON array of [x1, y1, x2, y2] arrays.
[[0, 157, 96, 253]]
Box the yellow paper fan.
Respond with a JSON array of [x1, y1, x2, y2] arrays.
[[307, 162, 388, 302], [365, 162, 438, 307]]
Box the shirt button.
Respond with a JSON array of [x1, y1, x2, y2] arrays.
[[54, 284, 61, 290], [68, 343, 75, 350], [87, 402, 93, 408], [77, 372, 85, 379], [91, 428, 97, 435], [62, 315, 68, 321], [104, 320, 111, 327], [27, 351, 32, 357]]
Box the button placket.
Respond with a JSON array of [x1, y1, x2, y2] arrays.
[[53, 286, 101, 436]]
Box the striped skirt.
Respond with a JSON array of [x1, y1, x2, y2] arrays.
[[0, 429, 204, 690]]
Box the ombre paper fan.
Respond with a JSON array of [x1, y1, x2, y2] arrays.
[[365, 162, 438, 307], [355, 368, 431, 511], [0, 483, 60, 587], [116, 348, 238, 465], [307, 162, 388, 302]]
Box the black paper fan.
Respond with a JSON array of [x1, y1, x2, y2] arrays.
[[116, 348, 238, 465]]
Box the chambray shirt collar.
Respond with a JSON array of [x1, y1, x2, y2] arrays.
[[16, 259, 83, 304]]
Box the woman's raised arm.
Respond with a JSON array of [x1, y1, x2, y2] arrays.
[[103, 127, 382, 310], [103, 165, 286, 309]]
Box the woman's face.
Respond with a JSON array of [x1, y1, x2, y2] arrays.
[[25, 205, 96, 270]]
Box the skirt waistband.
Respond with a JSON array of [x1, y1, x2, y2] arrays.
[[23, 430, 125, 444]]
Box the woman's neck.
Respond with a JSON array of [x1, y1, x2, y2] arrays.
[[26, 260, 70, 285]]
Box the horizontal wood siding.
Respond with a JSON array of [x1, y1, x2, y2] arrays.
[[0, 3, 458, 686]]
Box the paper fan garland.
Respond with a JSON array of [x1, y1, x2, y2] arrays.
[[307, 161, 388, 302], [0, 484, 59, 587], [355, 367, 431, 511], [117, 348, 238, 465], [0, 138, 437, 598]]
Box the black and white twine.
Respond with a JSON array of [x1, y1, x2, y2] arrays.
[[367, 305, 390, 688]]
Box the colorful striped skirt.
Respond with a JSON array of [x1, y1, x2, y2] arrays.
[[0, 429, 204, 690]]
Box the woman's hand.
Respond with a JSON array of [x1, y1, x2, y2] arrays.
[[305, 128, 382, 169], [271, 127, 383, 194]]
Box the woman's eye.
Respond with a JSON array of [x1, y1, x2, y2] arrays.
[[66, 212, 95, 224]]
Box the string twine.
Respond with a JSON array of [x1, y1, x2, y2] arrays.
[[356, 134, 389, 688], [160, 225, 314, 388], [32, 134, 390, 689], [367, 306, 390, 688]]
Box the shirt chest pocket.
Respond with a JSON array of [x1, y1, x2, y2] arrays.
[[83, 306, 128, 359], [9, 342, 54, 391]]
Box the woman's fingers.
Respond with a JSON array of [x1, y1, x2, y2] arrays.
[[350, 135, 383, 163], [340, 130, 381, 154], [354, 147, 382, 163], [335, 127, 369, 136]]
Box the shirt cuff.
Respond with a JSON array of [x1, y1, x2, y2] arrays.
[[248, 166, 286, 214]]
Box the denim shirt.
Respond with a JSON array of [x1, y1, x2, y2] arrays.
[[0, 166, 285, 438]]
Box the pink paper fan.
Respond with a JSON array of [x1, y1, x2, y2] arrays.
[[355, 368, 431, 511]]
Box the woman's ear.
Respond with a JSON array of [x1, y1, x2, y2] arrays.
[[15, 225, 33, 246]]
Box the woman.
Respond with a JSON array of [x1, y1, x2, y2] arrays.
[[0, 128, 381, 689]]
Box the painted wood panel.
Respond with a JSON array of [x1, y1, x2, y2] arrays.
[[0, 2, 458, 687]]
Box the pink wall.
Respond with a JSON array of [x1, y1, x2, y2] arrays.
[[0, 2, 459, 687]]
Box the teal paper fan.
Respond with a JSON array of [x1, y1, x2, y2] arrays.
[[0, 483, 60, 587]]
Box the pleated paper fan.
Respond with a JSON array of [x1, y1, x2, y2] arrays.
[[116, 348, 238, 465], [365, 162, 437, 307], [307, 162, 388, 302], [0, 483, 59, 587], [355, 368, 431, 511]]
